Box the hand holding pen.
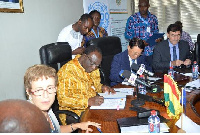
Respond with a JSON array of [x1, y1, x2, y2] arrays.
[[88, 95, 104, 106]]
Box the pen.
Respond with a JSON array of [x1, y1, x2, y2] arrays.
[[96, 92, 100, 96], [97, 127, 103, 133]]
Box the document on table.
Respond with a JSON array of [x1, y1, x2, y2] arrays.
[[179, 72, 193, 77], [175, 113, 200, 133], [90, 92, 127, 109], [121, 81, 131, 86], [148, 76, 162, 84], [148, 76, 162, 82], [120, 123, 169, 133], [114, 88, 134, 95], [98, 92, 127, 98], [90, 98, 126, 109], [185, 79, 200, 89]]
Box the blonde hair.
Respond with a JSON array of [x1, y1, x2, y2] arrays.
[[24, 64, 57, 91]]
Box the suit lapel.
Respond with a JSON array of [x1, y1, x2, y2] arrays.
[[178, 42, 183, 60], [164, 40, 171, 61], [123, 50, 131, 71], [137, 55, 143, 65]]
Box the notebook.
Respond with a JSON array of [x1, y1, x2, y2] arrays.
[[146, 33, 165, 47]]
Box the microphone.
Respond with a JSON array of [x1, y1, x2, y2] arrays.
[[131, 63, 154, 76], [119, 70, 151, 87], [119, 70, 162, 93]]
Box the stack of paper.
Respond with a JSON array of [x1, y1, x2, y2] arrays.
[[90, 92, 126, 110], [98, 92, 127, 98], [148, 76, 162, 84], [120, 123, 169, 133], [90, 98, 126, 109], [114, 88, 134, 95], [185, 79, 200, 88]]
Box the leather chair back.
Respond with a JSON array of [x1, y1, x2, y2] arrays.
[[87, 36, 122, 86], [195, 34, 200, 65], [39, 42, 72, 72], [39, 42, 79, 126]]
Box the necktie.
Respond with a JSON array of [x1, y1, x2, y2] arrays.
[[173, 46, 177, 61], [131, 59, 135, 73], [132, 59, 135, 65]]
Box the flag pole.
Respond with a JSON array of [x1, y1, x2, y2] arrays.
[[177, 87, 186, 133], [181, 87, 184, 129]]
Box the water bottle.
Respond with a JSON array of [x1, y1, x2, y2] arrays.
[[192, 61, 199, 80], [138, 75, 147, 95], [148, 110, 160, 133], [168, 66, 174, 79]]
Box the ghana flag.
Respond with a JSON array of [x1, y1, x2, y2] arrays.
[[164, 74, 182, 119]]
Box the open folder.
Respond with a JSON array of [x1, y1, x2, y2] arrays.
[[146, 33, 165, 47]]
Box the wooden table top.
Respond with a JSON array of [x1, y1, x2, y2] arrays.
[[80, 73, 200, 133]]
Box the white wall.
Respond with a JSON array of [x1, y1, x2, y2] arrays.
[[0, 0, 83, 100]]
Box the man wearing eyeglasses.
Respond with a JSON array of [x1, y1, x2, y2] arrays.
[[57, 45, 115, 125], [152, 24, 192, 73]]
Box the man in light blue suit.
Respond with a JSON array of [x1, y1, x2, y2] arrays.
[[109, 38, 152, 86]]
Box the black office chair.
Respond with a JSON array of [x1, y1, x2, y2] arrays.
[[39, 42, 72, 72], [195, 34, 200, 66], [87, 36, 122, 86], [39, 42, 80, 126]]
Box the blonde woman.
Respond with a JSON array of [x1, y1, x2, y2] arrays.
[[24, 64, 100, 133]]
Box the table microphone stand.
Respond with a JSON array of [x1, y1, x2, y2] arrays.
[[131, 83, 145, 107], [144, 73, 148, 82]]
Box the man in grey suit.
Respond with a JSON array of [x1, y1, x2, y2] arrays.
[[152, 24, 192, 72]]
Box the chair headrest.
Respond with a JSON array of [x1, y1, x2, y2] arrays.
[[87, 36, 122, 56], [47, 45, 72, 64], [197, 34, 200, 43]]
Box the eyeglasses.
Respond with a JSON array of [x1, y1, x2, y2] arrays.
[[85, 55, 101, 68], [170, 34, 181, 38], [31, 86, 56, 96]]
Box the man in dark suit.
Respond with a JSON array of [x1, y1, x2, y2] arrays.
[[109, 38, 152, 86], [152, 24, 192, 72]]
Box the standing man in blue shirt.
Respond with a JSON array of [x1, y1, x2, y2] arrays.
[[124, 0, 159, 57]]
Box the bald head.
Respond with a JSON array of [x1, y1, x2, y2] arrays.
[[0, 99, 50, 133]]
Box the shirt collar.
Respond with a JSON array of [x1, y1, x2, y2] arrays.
[[138, 11, 151, 19], [168, 39, 178, 48]]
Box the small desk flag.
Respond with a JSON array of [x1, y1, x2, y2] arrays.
[[164, 74, 182, 119]]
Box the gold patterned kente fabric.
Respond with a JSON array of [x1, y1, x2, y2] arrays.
[[57, 54, 102, 125]]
